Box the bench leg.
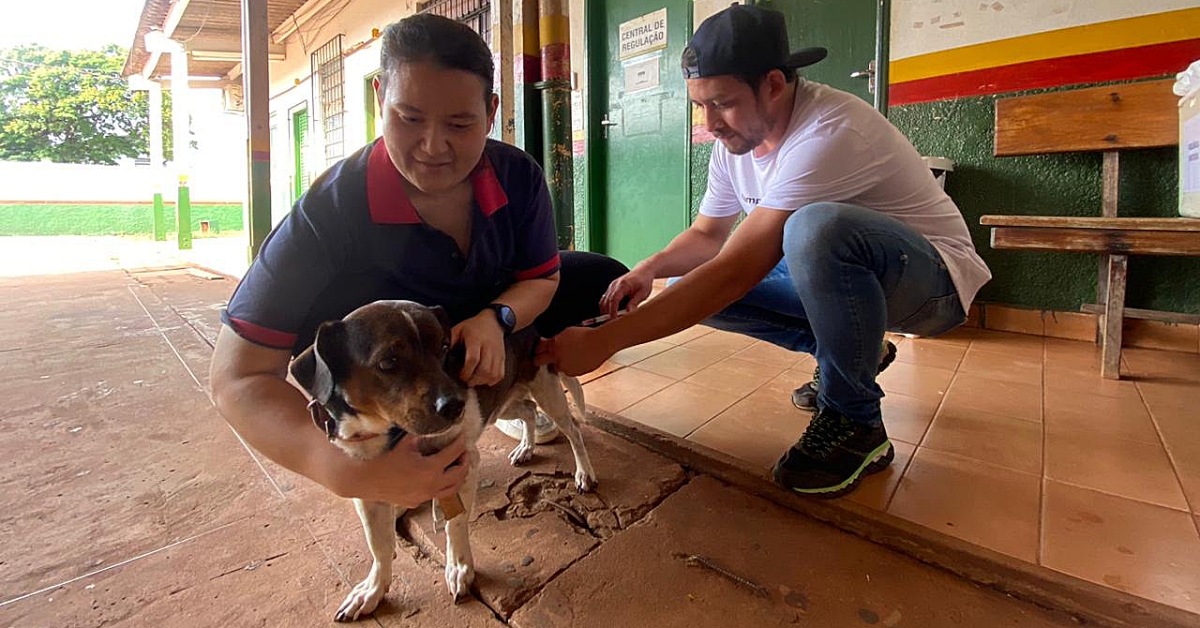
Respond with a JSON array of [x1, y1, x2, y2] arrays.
[[1101, 254, 1127, 380]]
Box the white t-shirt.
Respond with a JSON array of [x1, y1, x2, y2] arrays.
[[698, 79, 991, 314]]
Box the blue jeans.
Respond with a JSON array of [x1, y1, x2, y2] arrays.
[[675, 203, 966, 425]]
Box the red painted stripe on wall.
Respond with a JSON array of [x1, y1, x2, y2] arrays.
[[540, 43, 570, 81], [890, 38, 1200, 106], [516, 54, 541, 84]]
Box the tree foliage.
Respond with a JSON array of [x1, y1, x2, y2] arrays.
[[0, 44, 175, 165]]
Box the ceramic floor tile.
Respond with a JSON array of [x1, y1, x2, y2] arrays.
[[620, 381, 741, 438], [680, 328, 756, 357], [875, 362, 956, 403], [921, 326, 982, 349], [893, 340, 966, 371], [1042, 480, 1200, 615], [581, 367, 677, 414], [889, 447, 1040, 562], [922, 406, 1043, 475], [631, 345, 727, 381], [1043, 367, 1142, 401], [1042, 337, 1106, 373], [965, 329, 1045, 360], [682, 356, 786, 398], [578, 360, 624, 384], [940, 372, 1042, 422], [880, 392, 939, 446], [731, 340, 804, 370], [687, 389, 809, 471], [1045, 429, 1189, 511], [1139, 380, 1200, 512], [1043, 389, 1159, 445], [609, 340, 674, 366], [659, 324, 715, 346], [958, 348, 1043, 387], [845, 440, 916, 511]]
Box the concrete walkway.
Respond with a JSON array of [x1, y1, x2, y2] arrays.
[[0, 268, 1182, 627]]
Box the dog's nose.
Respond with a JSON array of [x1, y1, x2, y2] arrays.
[[434, 394, 464, 419]]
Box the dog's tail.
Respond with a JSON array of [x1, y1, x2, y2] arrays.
[[562, 374, 587, 422]]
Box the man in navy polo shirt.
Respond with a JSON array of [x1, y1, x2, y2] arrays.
[[209, 15, 626, 510]]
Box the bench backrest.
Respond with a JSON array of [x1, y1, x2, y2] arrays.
[[993, 79, 1178, 157]]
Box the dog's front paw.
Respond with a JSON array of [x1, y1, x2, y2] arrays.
[[335, 575, 389, 622], [508, 442, 534, 466], [444, 558, 475, 603], [575, 468, 597, 493]]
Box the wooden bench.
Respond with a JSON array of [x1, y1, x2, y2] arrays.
[[980, 79, 1200, 380]]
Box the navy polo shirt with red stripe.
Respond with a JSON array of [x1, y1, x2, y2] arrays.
[[221, 137, 561, 354]]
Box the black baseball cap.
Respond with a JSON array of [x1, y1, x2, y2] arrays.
[[682, 4, 827, 79]]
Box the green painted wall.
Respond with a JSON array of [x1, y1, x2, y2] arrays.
[[0, 203, 243, 237], [572, 152, 589, 251], [690, 141, 713, 222], [889, 83, 1200, 315]]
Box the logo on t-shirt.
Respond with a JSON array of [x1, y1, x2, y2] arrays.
[[744, 196, 761, 206]]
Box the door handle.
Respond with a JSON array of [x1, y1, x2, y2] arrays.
[[850, 59, 877, 94], [600, 114, 619, 138]]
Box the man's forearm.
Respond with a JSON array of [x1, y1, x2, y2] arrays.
[[597, 208, 789, 355], [636, 229, 725, 279], [602, 255, 760, 351]]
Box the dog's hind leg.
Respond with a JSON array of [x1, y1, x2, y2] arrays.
[[504, 397, 538, 466], [444, 447, 480, 602], [335, 499, 396, 622], [531, 370, 597, 492]]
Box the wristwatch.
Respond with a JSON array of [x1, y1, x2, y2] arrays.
[[485, 303, 516, 336]]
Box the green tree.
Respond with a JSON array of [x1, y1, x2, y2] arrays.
[[0, 44, 176, 165]]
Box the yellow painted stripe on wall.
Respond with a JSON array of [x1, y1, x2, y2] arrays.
[[891, 7, 1200, 84], [519, 0, 541, 57], [539, 14, 570, 47]]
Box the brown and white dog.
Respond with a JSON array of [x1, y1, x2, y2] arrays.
[[289, 299, 597, 622]]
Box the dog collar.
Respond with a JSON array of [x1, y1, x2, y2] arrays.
[[307, 398, 338, 441], [307, 399, 408, 449]]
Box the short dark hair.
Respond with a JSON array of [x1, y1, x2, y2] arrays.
[[379, 14, 494, 103]]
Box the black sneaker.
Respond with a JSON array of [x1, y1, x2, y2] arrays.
[[791, 340, 898, 412], [772, 408, 894, 498]]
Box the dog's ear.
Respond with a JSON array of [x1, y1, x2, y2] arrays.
[[301, 320, 348, 403], [429, 304, 452, 333], [289, 344, 318, 394]]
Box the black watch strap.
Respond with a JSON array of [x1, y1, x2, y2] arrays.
[[487, 303, 516, 336]]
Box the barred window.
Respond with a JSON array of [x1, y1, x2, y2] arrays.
[[418, 0, 491, 44], [311, 35, 345, 166]]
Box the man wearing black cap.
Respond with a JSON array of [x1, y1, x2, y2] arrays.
[[539, 5, 990, 498]]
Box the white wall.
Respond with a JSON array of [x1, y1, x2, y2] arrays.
[[891, 0, 1197, 60], [262, 0, 426, 226], [0, 159, 244, 203]]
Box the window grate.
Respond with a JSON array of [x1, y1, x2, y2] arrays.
[[418, 0, 491, 45], [311, 35, 346, 166]]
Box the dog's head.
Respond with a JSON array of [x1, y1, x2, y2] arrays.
[[289, 300, 468, 459]]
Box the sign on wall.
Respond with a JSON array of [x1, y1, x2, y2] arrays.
[[619, 8, 668, 60]]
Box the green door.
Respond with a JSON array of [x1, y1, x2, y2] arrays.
[[761, 0, 881, 103], [291, 107, 310, 204], [589, 0, 691, 268]]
